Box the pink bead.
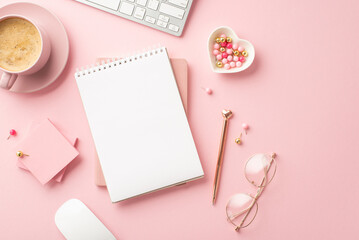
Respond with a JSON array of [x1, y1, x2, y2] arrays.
[[220, 34, 226, 38], [213, 49, 219, 55], [230, 62, 236, 68], [239, 56, 246, 62], [224, 64, 231, 70], [205, 88, 213, 95], [226, 49, 233, 55], [221, 42, 227, 47], [236, 61, 242, 67], [216, 54, 223, 60], [227, 43, 232, 49], [232, 43, 239, 50], [238, 46, 245, 52], [222, 58, 228, 64], [214, 43, 220, 49], [233, 56, 239, 62], [222, 52, 228, 58], [242, 123, 249, 134], [227, 55, 233, 61], [7, 129, 16, 140]]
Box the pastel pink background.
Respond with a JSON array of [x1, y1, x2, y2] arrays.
[[1, 0, 358, 239]]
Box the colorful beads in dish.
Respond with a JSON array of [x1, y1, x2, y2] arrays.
[[213, 34, 248, 69]]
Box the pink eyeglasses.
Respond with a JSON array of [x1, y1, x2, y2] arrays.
[[226, 153, 277, 231]]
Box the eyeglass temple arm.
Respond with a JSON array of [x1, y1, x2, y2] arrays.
[[235, 157, 275, 231], [228, 205, 254, 221], [235, 187, 263, 231]]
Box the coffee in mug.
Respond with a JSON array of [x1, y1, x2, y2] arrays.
[[0, 17, 42, 72], [0, 15, 51, 90]]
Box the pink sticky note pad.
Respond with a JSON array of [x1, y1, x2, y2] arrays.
[[15, 119, 79, 185], [17, 120, 78, 182]]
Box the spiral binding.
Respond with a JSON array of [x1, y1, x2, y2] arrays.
[[75, 46, 165, 78]]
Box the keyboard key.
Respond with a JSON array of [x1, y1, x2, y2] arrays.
[[88, 0, 120, 10], [168, 0, 188, 8], [136, 0, 147, 6], [168, 24, 179, 32], [156, 19, 168, 28], [159, 3, 185, 19], [134, 7, 146, 19], [119, 2, 134, 15], [145, 15, 156, 23], [158, 14, 169, 22], [148, 0, 159, 10]]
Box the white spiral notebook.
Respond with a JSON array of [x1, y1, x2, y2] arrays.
[[75, 47, 204, 202]]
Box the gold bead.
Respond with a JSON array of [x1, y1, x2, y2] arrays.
[[16, 151, 29, 158], [226, 37, 232, 43], [215, 38, 221, 43], [235, 138, 241, 144], [241, 51, 248, 57], [220, 37, 226, 43], [220, 47, 226, 52], [233, 50, 240, 56], [216, 61, 223, 68]]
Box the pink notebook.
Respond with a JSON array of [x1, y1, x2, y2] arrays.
[[94, 58, 188, 186]]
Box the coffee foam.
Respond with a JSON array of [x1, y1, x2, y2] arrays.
[[0, 18, 42, 72]]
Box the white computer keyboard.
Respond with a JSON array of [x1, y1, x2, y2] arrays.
[[74, 0, 193, 36]]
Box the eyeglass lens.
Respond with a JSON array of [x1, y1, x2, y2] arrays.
[[245, 153, 276, 187], [226, 193, 258, 229]]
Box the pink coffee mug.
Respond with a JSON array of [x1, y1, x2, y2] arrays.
[[0, 15, 51, 90]]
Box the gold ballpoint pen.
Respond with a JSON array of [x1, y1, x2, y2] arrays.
[[212, 109, 233, 205]]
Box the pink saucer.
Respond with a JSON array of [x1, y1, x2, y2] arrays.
[[0, 2, 69, 93]]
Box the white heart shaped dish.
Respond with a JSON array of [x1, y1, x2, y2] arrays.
[[208, 26, 255, 73]]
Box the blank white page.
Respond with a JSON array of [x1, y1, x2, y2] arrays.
[[76, 47, 203, 202]]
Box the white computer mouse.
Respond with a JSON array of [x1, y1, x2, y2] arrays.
[[55, 199, 117, 240]]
